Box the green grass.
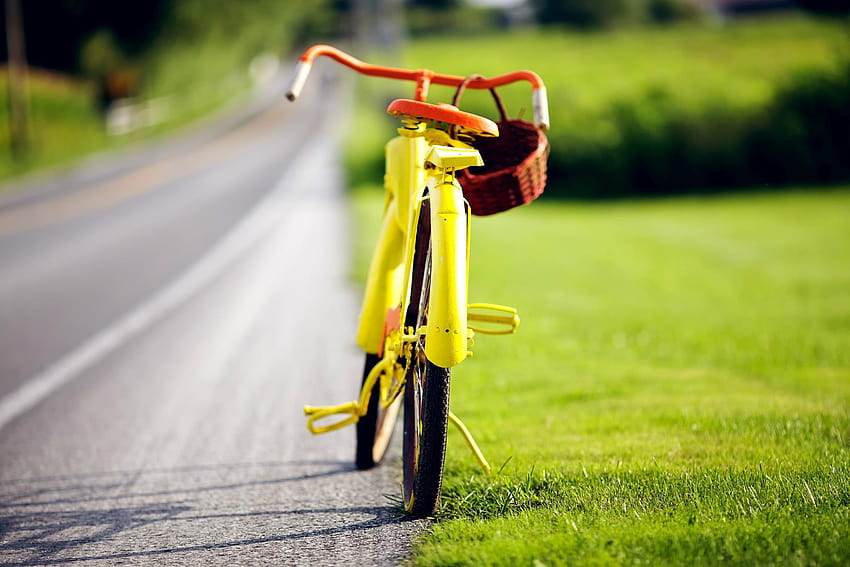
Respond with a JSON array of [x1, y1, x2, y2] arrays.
[[349, 187, 850, 565], [344, 15, 850, 562]]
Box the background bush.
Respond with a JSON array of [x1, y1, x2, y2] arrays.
[[551, 62, 850, 199], [746, 64, 850, 188], [532, 0, 705, 28]]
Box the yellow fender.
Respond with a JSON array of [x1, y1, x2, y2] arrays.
[[425, 179, 469, 368]]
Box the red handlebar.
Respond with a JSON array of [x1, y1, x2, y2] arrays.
[[286, 44, 550, 130]]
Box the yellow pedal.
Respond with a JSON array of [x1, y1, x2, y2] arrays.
[[304, 401, 360, 434], [467, 303, 520, 335]]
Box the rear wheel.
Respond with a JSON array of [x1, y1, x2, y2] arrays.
[[402, 198, 451, 517], [355, 353, 401, 470]]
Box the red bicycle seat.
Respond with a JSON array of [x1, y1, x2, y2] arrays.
[[387, 99, 499, 137]]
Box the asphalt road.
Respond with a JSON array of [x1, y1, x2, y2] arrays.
[[0, 77, 422, 565]]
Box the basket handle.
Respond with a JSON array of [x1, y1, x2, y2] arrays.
[[452, 74, 508, 122]]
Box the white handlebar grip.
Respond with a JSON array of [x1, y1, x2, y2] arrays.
[[533, 87, 550, 131], [285, 61, 312, 101]]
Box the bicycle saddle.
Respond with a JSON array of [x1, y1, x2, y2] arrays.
[[387, 99, 499, 138]]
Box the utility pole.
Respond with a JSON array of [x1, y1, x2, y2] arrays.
[[5, 0, 29, 155]]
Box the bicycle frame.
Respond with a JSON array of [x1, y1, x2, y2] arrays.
[[306, 131, 482, 429], [359, 133, 473, 369]]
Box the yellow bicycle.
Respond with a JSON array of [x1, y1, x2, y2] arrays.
[[286, 45, 549, 516]]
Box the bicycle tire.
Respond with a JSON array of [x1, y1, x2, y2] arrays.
[[355, 353, 402, 470], [402, 197, 451, 517]]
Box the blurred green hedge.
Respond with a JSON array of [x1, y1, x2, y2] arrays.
[[546, 62, 850, 198], [348, 18, 848, 200]]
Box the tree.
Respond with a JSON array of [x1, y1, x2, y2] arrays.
[[532, 0, 631, 29], [795, 0, 850, 15], [410, 0, 460, 8]]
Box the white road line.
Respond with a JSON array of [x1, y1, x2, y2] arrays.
[[0, 132, 325, 432]]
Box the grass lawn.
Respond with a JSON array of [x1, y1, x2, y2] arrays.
[[349, 186, 850, 565]]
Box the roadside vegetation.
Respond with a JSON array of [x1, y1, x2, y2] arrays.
[[0, 70, 106, 180], [0, 0, 334, 183]]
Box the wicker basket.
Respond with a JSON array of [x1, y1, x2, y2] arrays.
[[452, 76, 550, 216]]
